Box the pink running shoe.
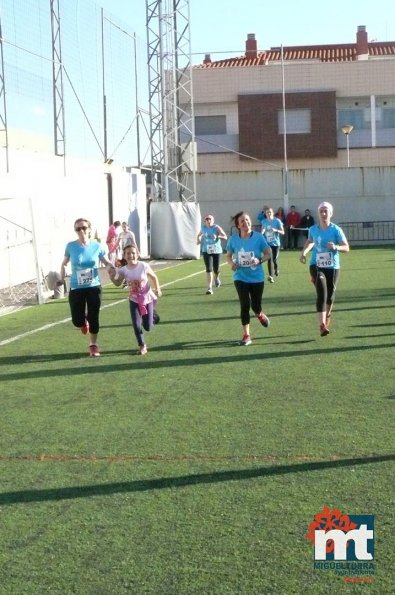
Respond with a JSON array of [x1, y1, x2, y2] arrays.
[[89, 344, 100, 357], [257, 312, 270, 328], [81, 319, 89, 335], [240, 334, 252, 346], [320, 323, 330, 337]]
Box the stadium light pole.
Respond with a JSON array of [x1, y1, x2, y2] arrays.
[[281, 44, 289, 213], [341, 124, 353, 168]]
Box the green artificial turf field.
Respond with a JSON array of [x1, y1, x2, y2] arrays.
[[0, 248, 394, 594]]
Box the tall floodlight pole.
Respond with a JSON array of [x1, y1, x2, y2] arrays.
[[281, 44, 289, 213], [146, 0, 196, 203], [50, 0, 66, 163]]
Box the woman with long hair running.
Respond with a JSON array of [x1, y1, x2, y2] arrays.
[[226, 211, 272, 346]]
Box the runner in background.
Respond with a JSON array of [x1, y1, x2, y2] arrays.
[[197, 214, 227, 295], [299, 202, 349, 336], [261, 207, 285, 283]]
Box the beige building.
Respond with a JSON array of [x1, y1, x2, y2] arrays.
[[191, 26, 395, 230]]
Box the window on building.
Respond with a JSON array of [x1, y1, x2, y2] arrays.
[[382, 108, 395, 128], [195, 115, 226, 135], [278, 109, 311, 134], [338, 109, 365, 130]]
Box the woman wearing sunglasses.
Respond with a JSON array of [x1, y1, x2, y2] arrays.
[[60, 218, 114, 357]]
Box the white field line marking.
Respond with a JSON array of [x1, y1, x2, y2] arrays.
[[0, 262, 225, 347]]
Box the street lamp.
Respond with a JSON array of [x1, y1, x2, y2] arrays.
[[341, 124, 353, 168]]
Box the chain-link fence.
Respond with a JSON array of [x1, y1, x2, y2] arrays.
[[1, 0, 149, 168]]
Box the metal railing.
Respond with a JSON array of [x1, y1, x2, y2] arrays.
[[230, 221, 395, 244]]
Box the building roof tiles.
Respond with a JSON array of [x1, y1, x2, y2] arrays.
[[196, 40, 395, 68]]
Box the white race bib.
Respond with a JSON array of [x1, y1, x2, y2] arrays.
[[265, 230, 275, 243], [316, 251, 333, 268], [77, 268, 94, 285], [238, 250, 255, 267]]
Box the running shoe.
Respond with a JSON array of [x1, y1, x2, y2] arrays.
[[206, 288, 213, 295], [240, 334, 252, 346], [89, 344, 100, 357], [81, 319, 89, 335], [153, 310, 160, 324], [139, 344, 148, 355], [320, 323, 330, 337], [275, 269, 279, 277], [268, 276, 274, 283], [215, 278, 221, 288], [258, 312, 270, 327]]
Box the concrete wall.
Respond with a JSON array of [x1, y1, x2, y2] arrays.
[[0, 148, 146, 290], [195, 166, 395, 232]]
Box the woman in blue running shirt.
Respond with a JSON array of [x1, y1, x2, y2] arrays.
[[60, 217, 114, 357], [261, 206, 285, 283], [226, 211, 272, 346], [197, 214, 227, 294], [299, 202, 349, 337]]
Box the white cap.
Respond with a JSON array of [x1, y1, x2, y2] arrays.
[[318, 201, 333, 216]]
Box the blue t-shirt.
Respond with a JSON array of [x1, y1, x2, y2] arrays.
[[308, 223, 347, 269], [200, 224, 223, 254], [262, 217, 283, 247], [226, 231, 269, 282], [257, 211, 267, 225], [65, 240, 105, 289]]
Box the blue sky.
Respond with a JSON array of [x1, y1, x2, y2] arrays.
[[99, 0, 395, 64]]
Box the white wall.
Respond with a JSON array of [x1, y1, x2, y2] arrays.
[[195, 166, 395, 233], [0, 148, 147, 289]]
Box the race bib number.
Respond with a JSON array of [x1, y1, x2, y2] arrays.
[[238, 250, 255, 267], [265, 230, 275, 243], [316, 251, 333, 268], [77, 268, 94, 285], [207, 244, 217, 254]]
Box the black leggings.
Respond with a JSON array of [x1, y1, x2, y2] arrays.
[[309, 266, 340, 312], [69, 286, 102, 334], [234, 280, 264, 325], [203, 252, 220, 274], [267, 245, 279, 277]]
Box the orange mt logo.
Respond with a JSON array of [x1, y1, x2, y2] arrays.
[[306, 506, 374, 563]]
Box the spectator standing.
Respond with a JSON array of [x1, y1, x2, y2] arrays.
[[300, 209, 315, 238], [106, 220, 121, 265], [286, 205, 301, 249], [117, 221, 136, 251], [299, 202, 349, 336]]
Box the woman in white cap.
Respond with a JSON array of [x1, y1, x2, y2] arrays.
[[299, 202, 349, 336]]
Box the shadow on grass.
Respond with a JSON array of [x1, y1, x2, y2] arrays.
[[0, 454, 393, 505], [0, 341, 393, 379]]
